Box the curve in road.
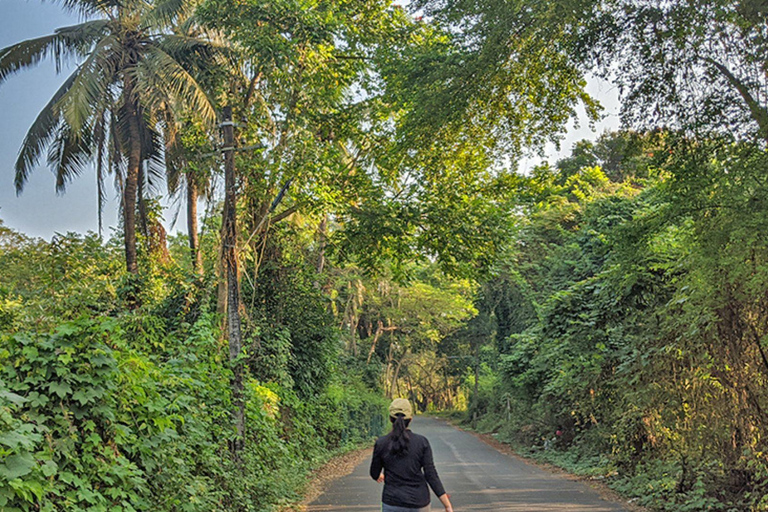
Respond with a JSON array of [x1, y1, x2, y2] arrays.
[[308, 416, 628, 512]]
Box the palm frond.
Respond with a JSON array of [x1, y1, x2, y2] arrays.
[[57, 35, 117, 136], [56, 0, 132, 18], [133, 45, 216, 125], [158, 32, 231, 57], [161, 109, 184, 195], [55, 20, 112, 56], [1, 34, 64, 86], [55, 0, 121, 18], [109, 106, 125, 197], [157, 34, 222, 72], [140, 0, 193, 30], [47, 123, 94, 193], [140, 120, 167, 194], [0, 20, 111, 86], [14, 69, 81, 192], [94, 111, 108, 236], [159, 32, 239, 98]]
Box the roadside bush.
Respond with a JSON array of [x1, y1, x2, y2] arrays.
[[0, 317, 231, 510]]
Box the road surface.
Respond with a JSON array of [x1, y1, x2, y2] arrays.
[[308, 416, 627, 512]]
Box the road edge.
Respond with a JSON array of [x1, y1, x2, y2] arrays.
[[438, 417, 649, 512], [278, 444, 372, 512]]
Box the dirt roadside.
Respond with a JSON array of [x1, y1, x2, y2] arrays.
[[279, 445, 372, 512]]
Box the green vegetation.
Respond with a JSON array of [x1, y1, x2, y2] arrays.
[[0, 223, 387, 511], [2, 0, 768, 511], [465, 132, 768, 511]]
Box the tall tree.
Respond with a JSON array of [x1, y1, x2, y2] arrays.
[[165, 116, 219, 275], [593, 0, 768, 142], [328, 0, 603, 279], [390, 0, 602, 153], [0, 0, 216, 273], [198, 0, 401, 454]]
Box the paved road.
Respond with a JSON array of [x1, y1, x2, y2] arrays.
[[308, 417, 627, 512]]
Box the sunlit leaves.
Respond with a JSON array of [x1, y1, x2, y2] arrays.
[[384, 0, 602, 154]]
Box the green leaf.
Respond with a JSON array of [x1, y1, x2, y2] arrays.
[[58, 471, 77, 484], [90, 353, 113, 367], [55, 323, 79, 337], [27, 391, 49, 408], [9, 478, 44, 502], [57, 352, 73, 365], [40, 460, 58, 477], [47, 381, 72, 398], [20, 346, 38, 361], [0, 390, 27, 406], [72, 389, 95, 405], [0, 427, 39, 451], [0, 452, 36, 479]]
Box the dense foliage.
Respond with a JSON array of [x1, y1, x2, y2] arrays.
[[0, 222, 388, 511], [466, 132, 768, 511]]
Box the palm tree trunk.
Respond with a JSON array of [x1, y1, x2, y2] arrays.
[[123, 76, 141, 275], [138, 162, 149, 244], [221, 105, 244, 455], [187, 176, 202, 275]]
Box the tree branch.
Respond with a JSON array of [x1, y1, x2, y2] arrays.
[[242, 178, 297, 247], [705, 57, 768, 141]]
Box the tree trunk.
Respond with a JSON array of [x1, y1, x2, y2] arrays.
[[385, 342, 395, 398], [316, 214, 327, 274], [407, 373, 415, 407], [367, 320, 384, 364], [221, 105, 245, 454], [187, 176, 203, 275], [137, 162, 149, 244], [391, 351, 408, 399], [123, 76, 141, 276], [350, 313, 359, 357]]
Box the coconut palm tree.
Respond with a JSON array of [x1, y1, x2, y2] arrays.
[[0, 0, 216, 273]]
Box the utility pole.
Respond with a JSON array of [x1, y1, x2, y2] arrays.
[[221, 105, 244, 455]]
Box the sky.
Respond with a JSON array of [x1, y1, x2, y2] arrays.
[[0, 0, 620, 241], [0, 0, 120, 239]]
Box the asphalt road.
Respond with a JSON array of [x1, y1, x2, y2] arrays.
[[308, 416, 628, 512]]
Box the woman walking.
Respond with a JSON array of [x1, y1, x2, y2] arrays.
[[370, 399, 454, 512]]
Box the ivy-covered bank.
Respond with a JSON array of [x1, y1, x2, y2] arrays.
[[0, 316, 384, 511], [0, 316, 383, 511], [0, 225, 387, 511]]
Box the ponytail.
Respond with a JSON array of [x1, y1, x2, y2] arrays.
[[387, 413, 411, 456]]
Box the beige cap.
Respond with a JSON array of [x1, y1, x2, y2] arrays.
[[389, 398, 413, 420]]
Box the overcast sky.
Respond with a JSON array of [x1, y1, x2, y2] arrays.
[[0, 0, 620, 241]]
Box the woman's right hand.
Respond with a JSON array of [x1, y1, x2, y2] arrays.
[[439, 493, 453, 512]]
